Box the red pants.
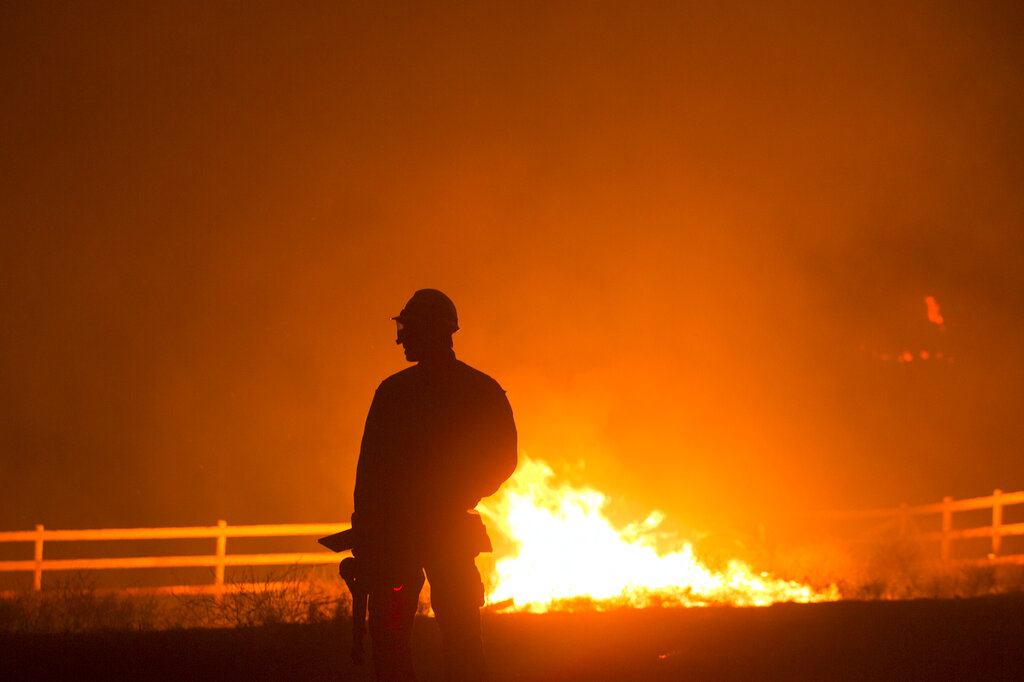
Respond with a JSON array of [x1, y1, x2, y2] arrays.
[[367, 554, 486, 682]]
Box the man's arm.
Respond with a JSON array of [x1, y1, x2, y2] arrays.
[[476, 388, 518, 499], [353, 385, 389, 535]]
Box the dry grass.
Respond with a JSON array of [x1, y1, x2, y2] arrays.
[[172, 566, 351, 629], [762, 533, 1024, 601], [0, 566, 352, 634], [0, 575, 165, 633]]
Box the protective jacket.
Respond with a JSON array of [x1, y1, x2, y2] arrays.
[[353, 350, 517, 564]]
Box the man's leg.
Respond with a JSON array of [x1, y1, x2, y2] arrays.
[[367, 567, 425, 681], [424, 555, 486, 682]]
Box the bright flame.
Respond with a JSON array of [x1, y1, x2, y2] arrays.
[[477, 457, 838, 611]]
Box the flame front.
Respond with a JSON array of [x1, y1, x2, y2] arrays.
[[477, 457, 839, 611]]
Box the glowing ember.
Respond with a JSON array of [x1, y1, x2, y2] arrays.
[[476, 457, 839, 611], [925, 295, 945, 329]]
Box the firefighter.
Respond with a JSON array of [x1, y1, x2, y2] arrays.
[[352, 289, 518, 681]]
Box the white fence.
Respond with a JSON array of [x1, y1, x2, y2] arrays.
[[4, 488, 1024, 595], [0, 520, 349, 594], [826, 489, 1024, 564]]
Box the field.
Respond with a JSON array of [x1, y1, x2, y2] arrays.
[[3, 595, 1023, 681]]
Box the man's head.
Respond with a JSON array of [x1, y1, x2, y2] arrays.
[[393, 289, 459, 362]]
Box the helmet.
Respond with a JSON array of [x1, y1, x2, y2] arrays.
[[392, 289, 459, 335]]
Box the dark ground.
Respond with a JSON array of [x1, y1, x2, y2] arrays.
[[3, 596, 1023, 681]]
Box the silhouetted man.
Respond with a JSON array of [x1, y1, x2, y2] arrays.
[[352, 289, 517, 681]]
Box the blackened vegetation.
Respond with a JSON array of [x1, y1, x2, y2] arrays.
[[2, 596, 1023, 681]]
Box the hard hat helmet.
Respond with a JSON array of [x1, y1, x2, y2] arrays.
[[392, 289, 459, 335]]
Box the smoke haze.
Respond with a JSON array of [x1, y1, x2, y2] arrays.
[[2, 2, 1023, 535]]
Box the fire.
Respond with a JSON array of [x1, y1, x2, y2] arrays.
[[924, 295, 945, 329], [476, 457, 838, 612], [860, 295, 953, 363]]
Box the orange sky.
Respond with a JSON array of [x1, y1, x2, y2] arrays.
[[2, 2, 1023, 534]]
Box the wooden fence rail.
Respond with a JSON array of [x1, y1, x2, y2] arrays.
[[826, 489, 1024, 564], [4, 489, 1023, 595], [0, 520, 349, 594]]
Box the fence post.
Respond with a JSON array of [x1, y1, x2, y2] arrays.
[[215, 520, 227, 596], [992, 489, 1003, 557], [33, 524, 44, 591], [940, 496, 952, 561]]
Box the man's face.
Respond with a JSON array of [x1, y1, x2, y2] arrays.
[[396, 319, 448, 362], [396, 319, 426, 362]]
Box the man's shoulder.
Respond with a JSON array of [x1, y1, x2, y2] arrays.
[[375, 360, 506, 395], [376, 366, 419, 393], [452, 360, 506, 395]]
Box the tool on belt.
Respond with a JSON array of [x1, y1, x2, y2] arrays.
[[318, 529, 366, 665]]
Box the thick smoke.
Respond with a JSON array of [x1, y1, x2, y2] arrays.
[[1, 2, 1022, 535]]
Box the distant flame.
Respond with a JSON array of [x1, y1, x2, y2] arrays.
[[925, 295, 945, 329], [868, 348, 952, 363], [477, 457, 838, 611], [862, 295, 952, 363]]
